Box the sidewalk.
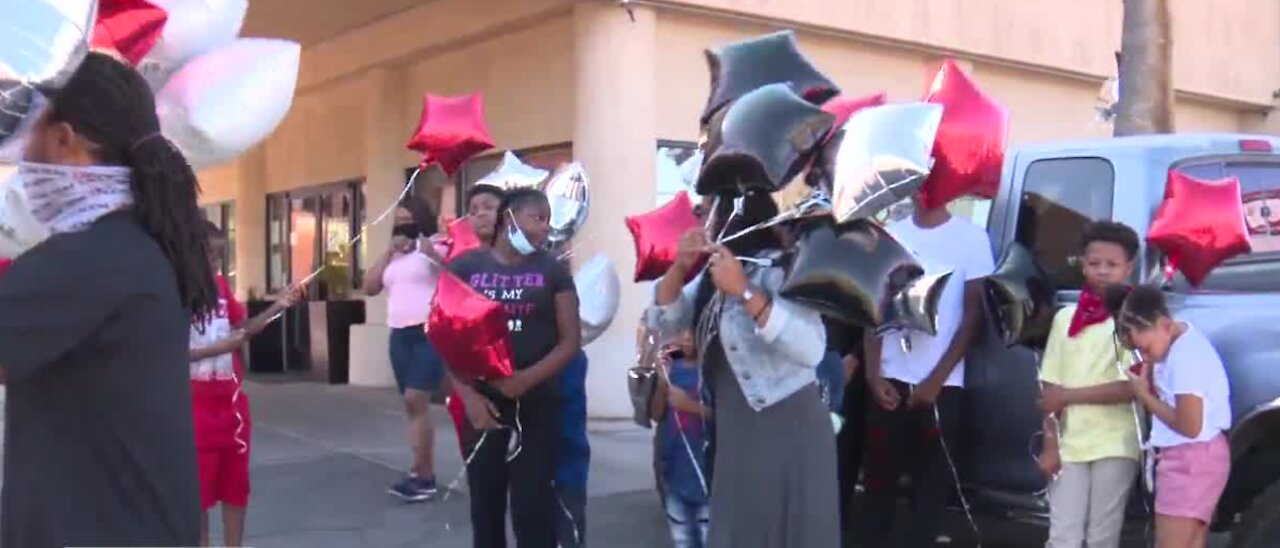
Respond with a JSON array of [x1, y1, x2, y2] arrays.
[[217, 379, 668, 547], [0, 382, 1192, 547]]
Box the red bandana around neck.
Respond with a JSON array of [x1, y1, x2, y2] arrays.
[[1069, 287, 1111, 338]]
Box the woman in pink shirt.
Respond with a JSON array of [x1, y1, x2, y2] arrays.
[[362, 197, 448, 502]]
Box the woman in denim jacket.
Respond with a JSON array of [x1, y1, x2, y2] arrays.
[[648, 194, 839, 548]]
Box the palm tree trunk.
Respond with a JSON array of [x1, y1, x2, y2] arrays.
[[1114, 0, 1174, 136]]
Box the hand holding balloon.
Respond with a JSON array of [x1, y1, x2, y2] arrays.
[[707, 246, 749, 298], [869, 376, 901, 411], [674, 228, 712, 273]]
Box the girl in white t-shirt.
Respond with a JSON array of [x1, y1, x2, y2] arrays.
[[1108, 285, 1232, 548]]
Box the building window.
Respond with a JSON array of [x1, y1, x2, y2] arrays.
[[405, 143, 574, 218], [201, 201, 236, 291], [265, 181, 365, 299], [1176, 160, 1280, 255], [1014, 157, 1115, 290], [656, 140, 699, 208]]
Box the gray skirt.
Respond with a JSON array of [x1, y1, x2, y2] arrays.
[[706, 343, 841, 548]]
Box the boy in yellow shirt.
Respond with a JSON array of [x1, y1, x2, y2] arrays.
[[1036, 221, 1142, 548]]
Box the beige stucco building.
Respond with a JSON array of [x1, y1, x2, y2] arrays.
[[198, 0, 1280, 417]]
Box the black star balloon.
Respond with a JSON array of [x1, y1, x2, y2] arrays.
[[882, 270, 954, 336], [697, 83, 835, 197], [780, 218, 923, 328], [984, 242, 1056, 348], [701, 30, 840, 124]]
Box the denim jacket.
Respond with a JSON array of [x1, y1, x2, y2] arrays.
[[646, 252, 826, 411]]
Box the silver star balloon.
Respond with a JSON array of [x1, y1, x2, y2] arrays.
[[0, 0, 97, 154]]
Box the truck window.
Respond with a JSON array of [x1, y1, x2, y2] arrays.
[[1176, 161, 1280, 256], [1225, 163, 1280, 254], [1014, 157, 1115, 290]]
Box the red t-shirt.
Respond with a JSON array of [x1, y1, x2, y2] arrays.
[[0, 258, 11, 278], [189, 275, 250, 450]]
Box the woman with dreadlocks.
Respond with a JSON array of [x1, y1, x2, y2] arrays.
[[648, 192, 839, 548], [0, 52, 218, 547]]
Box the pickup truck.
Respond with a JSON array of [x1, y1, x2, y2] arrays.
[[962, 133, 1280, 547]]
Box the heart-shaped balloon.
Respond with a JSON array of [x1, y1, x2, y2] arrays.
[[575, 253, 621, 346], [1148, 171, 1251, 287], [156, 38, 300, 169], [983, 242, 1056, 348], [701, 30, 839, 124], [698, 83, 835, 197], [920, 59, 1009, 209], [830, 103, 943, 223], [0, 0, 97, 151], [137, 0, 246, 90], [426, 272, 515, 382], [882, 270, 953, 336], [406, 93, 495, 176], [91, 0, 168, 66], [626, 191, 702, 282], [781, 219, 923, 327], [474, 150, 548, 191], [541, 161, 589, 244]]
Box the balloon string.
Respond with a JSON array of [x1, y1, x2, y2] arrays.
[[909, 383, 982, 547], [555, 489, 583, 546], [716, 190, 831, 246], [439, 398, 526, 534], [657, 352, 710, 497], [260, 168, 423, 326]]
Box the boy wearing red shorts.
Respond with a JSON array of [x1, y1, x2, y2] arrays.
[[189, 221, 297, 546]]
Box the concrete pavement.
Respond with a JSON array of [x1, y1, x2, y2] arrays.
[[0, 380, 1218, 547], [217, 378, 668, 547]]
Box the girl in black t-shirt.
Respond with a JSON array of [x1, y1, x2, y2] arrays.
[[448, 188, 581, 548]]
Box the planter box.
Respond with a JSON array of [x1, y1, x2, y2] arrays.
[[245, 300, 310, 374], [306, 300, 366, 384]]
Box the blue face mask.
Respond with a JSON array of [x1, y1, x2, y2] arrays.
[[507, 210, 537, 256]]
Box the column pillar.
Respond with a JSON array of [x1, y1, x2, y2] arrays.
[[572, 2, 658, 418], [1240, 97, 1280, 135], [349, 66, 409, 387], [232, 145, 267, 299]]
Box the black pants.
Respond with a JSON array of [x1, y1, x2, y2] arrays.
[[465, 392, 561, 548], [836, 371, 868, 534], [860, 380, 962, 548]]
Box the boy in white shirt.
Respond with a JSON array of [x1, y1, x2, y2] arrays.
[[860, 195, 995, 547]]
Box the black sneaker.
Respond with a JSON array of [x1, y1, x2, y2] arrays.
[[388, 475, 436, 502]]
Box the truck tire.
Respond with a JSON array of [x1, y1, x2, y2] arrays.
[[1231, 479, 1280, 548]]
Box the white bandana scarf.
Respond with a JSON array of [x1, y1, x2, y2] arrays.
[[0, 162, 134, 258]]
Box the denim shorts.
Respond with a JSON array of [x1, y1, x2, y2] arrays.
[[388, 325, 445, 393]]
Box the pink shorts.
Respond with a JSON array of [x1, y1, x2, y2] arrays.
[[1155, 434, 1230, 523]]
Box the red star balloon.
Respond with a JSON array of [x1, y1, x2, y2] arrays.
[[822, 92, 887, 137], [406, 93, 495, 176], [920, 59, 1009, 209], [626, 191, 703, 283], [427, 273, 514, 381], [1148, 171, 1252, 287], [92, 0, 168, 66], [443, 217, 484, 262]]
